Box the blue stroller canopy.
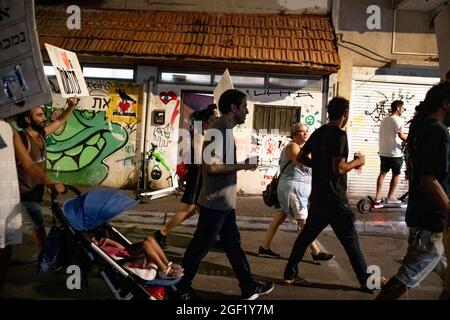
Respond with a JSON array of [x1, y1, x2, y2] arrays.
[[63, 189, 139, 231]]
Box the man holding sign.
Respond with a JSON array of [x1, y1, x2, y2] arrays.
[[14, 98, 76, 248]]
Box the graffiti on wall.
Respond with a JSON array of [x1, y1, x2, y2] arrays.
[[248, 132, 290, 184], [301, 105, 321, 127], [152, 123, 174, 149], [364, 89, 415, 133], [45, 78, 142, 187]]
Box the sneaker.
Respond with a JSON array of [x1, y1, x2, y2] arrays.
[[258, 246, 280, 258], [386, 198, 401, 204], [311, 251, 335, 262], [374, 199, 382, 204], [154, 230, 168, 249], [283, 276, 310, 285], [242, 281, 275, 300]]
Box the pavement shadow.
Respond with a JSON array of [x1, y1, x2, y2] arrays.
[[195, 289, 240, 300], [277, 279, 367, 293]]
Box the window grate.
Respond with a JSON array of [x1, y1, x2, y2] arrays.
[[253, 105, 301, 135]]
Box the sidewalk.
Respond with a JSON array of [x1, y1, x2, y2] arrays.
[[50, 187, 408, 236]]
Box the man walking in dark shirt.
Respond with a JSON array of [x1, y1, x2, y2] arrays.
[[376, 81, 450, 300], [283, 97, 373, 292]]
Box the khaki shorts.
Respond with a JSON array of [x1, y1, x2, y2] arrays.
[[289, 191, 308, 221]]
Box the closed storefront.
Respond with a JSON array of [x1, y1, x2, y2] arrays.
[[347, 67, 440, 199]]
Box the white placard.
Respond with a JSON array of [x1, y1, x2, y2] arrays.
[[45, 43, 89, 98], [214, 69, 234, 104], [0, 0, 52, 118]]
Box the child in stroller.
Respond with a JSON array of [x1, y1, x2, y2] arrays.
[[41, 185, 183, 299], [89, 233, 184, 280]]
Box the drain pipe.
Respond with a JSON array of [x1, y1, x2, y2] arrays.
[[138, 76, 155, 190]]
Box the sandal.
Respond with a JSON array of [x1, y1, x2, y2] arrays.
[[158, 264, 184, 279]]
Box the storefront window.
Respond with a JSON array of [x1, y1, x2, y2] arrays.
[[268, 75, 322, 91], [213, 74, 265, 87], [160, 72, 211, 85], [253, 105, 301, 135], [83, 67, 134, 80], [45, 64, 135, 80]]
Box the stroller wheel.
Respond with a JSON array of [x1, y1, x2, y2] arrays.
[[357, 199, 371, 214], [138, 196, 150, 204]]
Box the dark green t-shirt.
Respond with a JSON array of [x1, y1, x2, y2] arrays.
[[302, 124, 349, 206], [406, 118, 449, 232]]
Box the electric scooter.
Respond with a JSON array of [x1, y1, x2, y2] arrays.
[[135, 143, 182, 203], [356, 191, 408, 214]]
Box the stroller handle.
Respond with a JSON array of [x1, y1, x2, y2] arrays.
[[65, 185, 82, 196], [50, 184, 82, 203]]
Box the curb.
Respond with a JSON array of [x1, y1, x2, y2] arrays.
[[116, 209, 408, 236]]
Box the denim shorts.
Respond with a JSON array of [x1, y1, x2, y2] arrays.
[[22, 201, 45, 229], [395, 227, 447, 288]]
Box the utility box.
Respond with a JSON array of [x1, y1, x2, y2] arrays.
[[152, 110, 165, 125]]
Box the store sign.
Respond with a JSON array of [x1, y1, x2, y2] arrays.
[[45, 43, 89, 98], [0, 0, 52, 118]]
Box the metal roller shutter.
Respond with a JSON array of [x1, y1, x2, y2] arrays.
[[347, 77, 439, 200]]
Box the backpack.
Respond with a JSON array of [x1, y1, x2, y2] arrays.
[[262, 161, 291, 208]]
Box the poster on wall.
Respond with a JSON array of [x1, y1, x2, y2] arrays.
[[45, 43, 89, 98], [214, 69, 234, 104], [0, 0, 52, 118]]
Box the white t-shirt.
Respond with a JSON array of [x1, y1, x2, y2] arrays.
[[0, 120, 23, 248], [378, 115, 404, 157]]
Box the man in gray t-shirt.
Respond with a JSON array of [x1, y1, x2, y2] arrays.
[[175, 89, 274, 301], [197, 115, 237, 210]]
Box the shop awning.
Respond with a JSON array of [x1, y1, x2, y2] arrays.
[[36, 6, 340, 74]]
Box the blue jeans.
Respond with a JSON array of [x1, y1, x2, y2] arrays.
[[395, 227, 447, 288], [284, 202, 369, 285], [22, 201, 44, 229], [177, 206, 255, 294]]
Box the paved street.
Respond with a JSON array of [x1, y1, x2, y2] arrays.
[[2, 219, 443, 300]]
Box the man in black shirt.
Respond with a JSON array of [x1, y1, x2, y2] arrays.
[[283, 97, 372, 292], [376, 81, 450, 300]]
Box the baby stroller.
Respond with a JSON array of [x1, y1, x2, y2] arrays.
[[38, 185, 180, 300]]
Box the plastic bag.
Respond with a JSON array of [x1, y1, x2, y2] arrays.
[[37, 226, 66, 274]]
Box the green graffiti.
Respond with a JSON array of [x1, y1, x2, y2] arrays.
[[302, 109, 321, 127], [305, 115, 315, 126], [46, 109, 127, 185]]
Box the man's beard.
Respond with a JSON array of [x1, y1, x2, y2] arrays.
[[30, 119, 45, 132]]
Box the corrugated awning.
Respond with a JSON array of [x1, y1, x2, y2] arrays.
[[36, 6, 340, 74]]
